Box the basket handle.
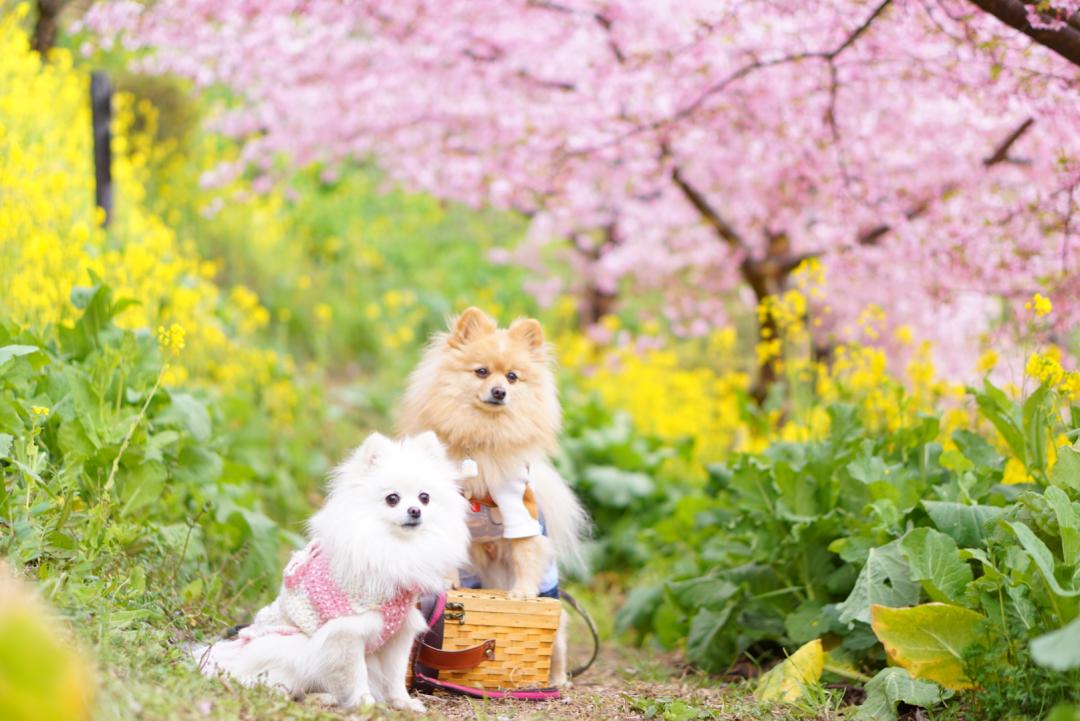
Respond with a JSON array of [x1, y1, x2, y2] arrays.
[[417, 638, 496, 671]]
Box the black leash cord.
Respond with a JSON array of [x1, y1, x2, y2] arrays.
[[559, 589, 600, 678]]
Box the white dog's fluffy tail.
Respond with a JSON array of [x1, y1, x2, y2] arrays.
[[530, 461, 590, 575]]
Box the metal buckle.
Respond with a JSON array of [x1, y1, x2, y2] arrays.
[[445, 601, 466, 624]]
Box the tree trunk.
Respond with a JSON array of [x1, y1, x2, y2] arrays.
[[32, 0, 69, 55]]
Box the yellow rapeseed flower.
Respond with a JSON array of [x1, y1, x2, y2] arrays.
[[31, 406, 49, 416], [314, 303, 333, 324], [1002, 457, 1032, 485], [157, 323, 186, 357], [1025, 293, 1053, 317], [977, 350, 998, 374]]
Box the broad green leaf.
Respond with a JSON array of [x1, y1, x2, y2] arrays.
[[1052, 446, 1080, 494], [0, 345, 40, 370], [686, 605, 736, 672], [0, 433, 12, 459], [1045, 486, 1080, 566], [854, 667, 950, 721], [848, 453, 888, 485], [1008, 521, 1080, 597], [922, 501, 1004, 548], [615, 584, 664, 634], [952, 429, 1001, 470], [837, 541, 919, 625], [974, 380, 1025, 462], [1022, 384, 1050, 475], [938, 450, 973, 473], [755, 639, 824, 703], [1031, 615, 1080, 670], [900, 528, 973, 603], [870, 603, 986, 690], [667, 575, 738, 611], [118, 461, 167, 516], [582, 465, 654, 507], [158, 393, 211, 443]]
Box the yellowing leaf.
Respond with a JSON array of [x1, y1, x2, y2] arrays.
[[0, 566, 95, 721], [755, 639, 825, 702], [870, 603, 986, 690]]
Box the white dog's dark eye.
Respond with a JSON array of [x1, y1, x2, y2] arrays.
[[506, 371, 518, 383], [475, 367, 489, 378], [385, 493, 400, 507], [419, 492, 430, 505]]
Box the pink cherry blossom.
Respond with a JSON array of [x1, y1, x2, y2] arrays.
[[83, 0, 1080, 376]]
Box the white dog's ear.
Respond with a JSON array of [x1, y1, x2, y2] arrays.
[[448, 307, 497, 348], [356, 432, 394, 470], [412, 430, 447, 459]]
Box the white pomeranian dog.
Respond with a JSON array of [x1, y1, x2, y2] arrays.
[[195, 432, 470, 711]]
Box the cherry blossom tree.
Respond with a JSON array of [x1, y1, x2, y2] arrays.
[[85, 0, 1080, 378]]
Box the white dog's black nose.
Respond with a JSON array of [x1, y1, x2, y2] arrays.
[[407, 506, 422, 519]]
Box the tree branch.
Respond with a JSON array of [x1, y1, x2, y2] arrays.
[[965, 0, 1080, 68], [983, 115, 1034, 165], [858, 116, 1037, 245], [670, 166, 746, 249]]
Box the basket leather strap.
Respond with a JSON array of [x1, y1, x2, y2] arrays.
[[417, 639, 496, 671]]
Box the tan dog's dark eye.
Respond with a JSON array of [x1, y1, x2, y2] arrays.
[[506, 371, 518, 383], [385, 493, 400, 507], [419, 492, 430, 505], [475, 367, 489, 378]]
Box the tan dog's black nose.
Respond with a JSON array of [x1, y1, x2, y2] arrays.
[[490, 386, 506, 401]]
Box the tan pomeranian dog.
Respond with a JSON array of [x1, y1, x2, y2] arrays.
[[397, 307, 588, 686]]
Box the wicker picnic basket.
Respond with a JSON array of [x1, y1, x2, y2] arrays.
[[412, 588, 562, 692]]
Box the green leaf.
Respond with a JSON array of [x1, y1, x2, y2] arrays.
[[119, 461, 167, 515], [686, 605, 736, 672], [923, 501, 1004, 548], [755, 639, 825, 703], [870, 603, 987, 690], [667, 575, 738, 611], [158, 393, 211, 443], [900, 528, 973, 604], [582, 465, 654, 507], [1031, 615, 1080, 670], [974, 380, 1025, 462], [854, 667, 950, 721], [1023, 384, 1051, 475], [0, 433, 12, 459], [59, 283, 113, 359], [952, 429, 1001, 471], [0, 345, 40, 370], [1051, 446, 1080, 494], [938, 450, 974, 473], [837, 541, 920, 625], [1045, 486, 1080, 566], [1008, 520, 1080, 597]]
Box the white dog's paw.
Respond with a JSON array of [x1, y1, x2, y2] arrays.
[[390, 696, 427, 713], [340, 691, 376, 709]]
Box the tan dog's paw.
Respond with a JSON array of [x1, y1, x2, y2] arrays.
[[507, 585, 538, 599]]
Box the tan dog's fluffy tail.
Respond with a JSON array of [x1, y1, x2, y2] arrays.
[[530, 461, 590, 575]]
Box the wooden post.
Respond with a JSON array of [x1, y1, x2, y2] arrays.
[[91, 71, 113, 227]]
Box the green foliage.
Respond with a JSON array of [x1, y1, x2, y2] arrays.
[[614, 378, 1080, 718], [1, 284, 313, 630], [855, 668, 951, 721]]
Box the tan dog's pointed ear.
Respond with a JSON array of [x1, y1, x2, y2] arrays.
[[508, 318, 544, 349], [448, 307, 497, 348]]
